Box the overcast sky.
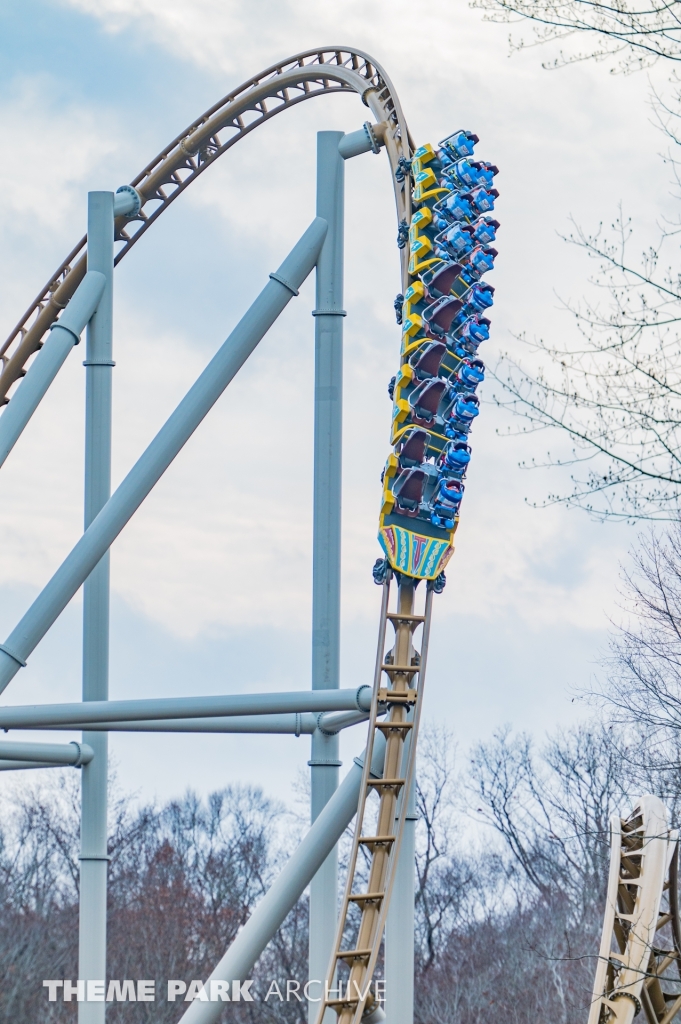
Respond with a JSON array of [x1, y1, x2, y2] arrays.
[[0, 0, 674, 809]]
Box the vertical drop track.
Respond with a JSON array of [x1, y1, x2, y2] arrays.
[[315, 575, 433, 1024]]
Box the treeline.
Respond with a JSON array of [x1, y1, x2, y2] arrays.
[[5, 524, 681, 1024], [0, 720, 666, 1024]]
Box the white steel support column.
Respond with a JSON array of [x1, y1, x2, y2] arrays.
[[310, 130, 345, 1022], [78, 191, 113, 1024]]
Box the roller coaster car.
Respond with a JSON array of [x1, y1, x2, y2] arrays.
[[444, 393, 480, 437], [463, 315, 491, 342], [444, 158, 482, 190], [421, 262, 464, 301], [450, 314, 491, 346], [409, 234, 432, 262], [408, 341, 447, 380], [440, 129, 479, 159], [432, 222, 474, 257], [474, 162, 499, 188], [455, 358, 485, 392], [469, 187, 499, 215], [392, 468, 427, 516], [467, 246, 497, 278], [413, 167, 438, 193], [410, 207, 432, 231], [439, 441, 471, 478], [423, 297, 462, 337], [448, 315, 491, 358], [439, 192, 474, 223], [380, 130, 499, 583], [412, 143, 436, 164], [467, 282, 495, 313], [397, 428, 431, 467], [472, 217, 499, 245], [408, 377, 449, 426], [430, 478, 464, 529], [433, 229, 472, 266]]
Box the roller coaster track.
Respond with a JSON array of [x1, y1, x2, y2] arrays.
[[0, 46, 413, 406], [0, 45, 506, 1023], [589, 797, 681, 1024], [315, 572, 432, 1024]]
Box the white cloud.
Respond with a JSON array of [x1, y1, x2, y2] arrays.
[[0, 78, 117, 235]]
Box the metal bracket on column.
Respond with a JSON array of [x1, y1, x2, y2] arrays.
[[69, 740, 91, 766], [363, 121, 382, 154], [269, 271, 299, 296], [0, 644, 26, 667]]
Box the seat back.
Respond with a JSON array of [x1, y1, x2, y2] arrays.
[[423, 297, 462, 336], [409, 378, 448, 422], [421, 261, 462, 300], [393, 468, 427, 511], [409, 341, 446, 379], [398, 428, 431, 467]]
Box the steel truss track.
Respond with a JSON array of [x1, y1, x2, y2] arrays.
[[315, 573, 433, 1024], [589, 797, 681, 1024], [0, 46, 413, 405]]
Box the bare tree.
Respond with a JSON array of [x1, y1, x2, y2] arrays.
[[595, 519, 681, 809], [414, 727, 476, 972], [0, 721, 676, 1024], [466, 0, 681, 520], [413, 724, 630, 1024], [492, 202, 681, 520], [0, 775, 305, 1024], [471, 0, 681, 72], [470, 724, 624, 911]]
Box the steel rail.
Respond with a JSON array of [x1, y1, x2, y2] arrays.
[[314, 575, 432, 1024], [0, 46, 413, 406]]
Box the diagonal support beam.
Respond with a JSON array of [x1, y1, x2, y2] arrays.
[[0, 686, 372, 729], [0, 217, 327, 694], [0, 270, 106, 469]]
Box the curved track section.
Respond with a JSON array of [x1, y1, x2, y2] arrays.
[[0, 46, 413, 405], [589, 797, 681, 1024]]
